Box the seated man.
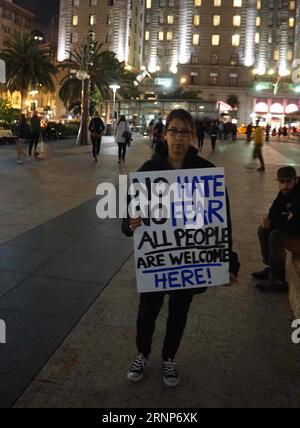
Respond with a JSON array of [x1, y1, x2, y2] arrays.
[[252, 166, 300, 292]]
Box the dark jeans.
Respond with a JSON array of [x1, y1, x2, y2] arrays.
[[258, 226, 300, 281], [91, 136, 102, 158], [211, 136, 217, 151], [29, 132, 40, 155], [136, 291, 194, 360], [253, 144, 265, 168], [118, 142, 127, 160], [197, 136, 204, 150]]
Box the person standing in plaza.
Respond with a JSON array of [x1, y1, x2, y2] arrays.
[[115, 115, 131, 163], [122, 109, 240, 387], [89, 111, 105, 162], [265, 124, 271, 143], [252, 166, 300, 292], [246, 123, 253, 143], [195, 118, 205, 151], [209, 121, 218, 152], [16, 114, 30, 164], [253, 121, 265, 171], [29, 111, 41, 157]]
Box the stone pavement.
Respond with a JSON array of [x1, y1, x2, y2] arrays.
[[0, 135, 300, 408]]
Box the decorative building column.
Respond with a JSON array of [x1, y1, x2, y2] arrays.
[[243, 0, 257, 67], [111, 0, 130, 63], [147, 0, 160, 72], [256, 0, 269, 74], [178, 0, 193, 65], [278, 0, 290, 76], [57, 0, 72, 62], [293, 0, 300, 62]]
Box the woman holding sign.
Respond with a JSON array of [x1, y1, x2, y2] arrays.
[[122, 109, 239, 387]]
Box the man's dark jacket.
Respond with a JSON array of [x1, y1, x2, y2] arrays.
[[268, 179, 300, 235], [122, 142, 240, 288], [89, 117, 105, 135]]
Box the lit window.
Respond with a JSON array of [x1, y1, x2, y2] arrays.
[[213, 15, 221, 26], [193, 34, 200, 45], [145, 31, 150, 40], [233, 0, 242, 6], [233, 15, 241, 26], [167, 15, 174, 24], [289, 1, 296, 10], [274, 50, 279, 60], [90, 0, 97, 5], [255, 33, 260, 43], [289, 18, 295, 27], [146, 0, 151, 8], [158, 32, 164, 41], [194, 15, 200, 26], [73, 0, 80, 6], [214, 0, 221, 6], [256, 17, 261, 26], [167, 32, 173, 41], [232, 34, 240, 46], [287, 51, 293, 61], [89, 15, 96, 25], [209, 73, 218, 85], [257, 0, 261, 9], [194, 0, 202, 5], [212, 34, 220, 46], [72, 15, 78, 26]]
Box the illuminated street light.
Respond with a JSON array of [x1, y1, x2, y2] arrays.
[[109, 84, 120, 133]]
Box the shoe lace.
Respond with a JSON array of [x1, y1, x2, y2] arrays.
[[130, 354, 146, 372], [162, 359, 177, 378]]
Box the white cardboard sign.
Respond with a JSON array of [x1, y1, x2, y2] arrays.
[[129, 167, 229, 293]]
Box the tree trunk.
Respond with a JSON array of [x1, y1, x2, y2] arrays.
[[76, 79, 90, 145], [21, 90, 28, 114]]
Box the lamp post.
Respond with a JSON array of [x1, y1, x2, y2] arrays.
[[109, 84, 120, 134], [76, 30, 95, 146]]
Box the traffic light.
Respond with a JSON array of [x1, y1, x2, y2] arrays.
[[87, 30, 95, 68]]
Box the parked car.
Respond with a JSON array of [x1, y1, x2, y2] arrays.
[[0, 128, 16, 144]]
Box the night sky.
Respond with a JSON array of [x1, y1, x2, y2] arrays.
[[14, 0, 60, 42]]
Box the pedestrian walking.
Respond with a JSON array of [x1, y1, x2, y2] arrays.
[[253, 121, 265, 171], [209, 121, 218, 152], [265, 124, 271, 143], [115, 115, 131, 163], [147, 120, 154, 146], [278, 127, 282, 141], [282, 126, 288, 141], [246, 123, 253, 143], [122, 109, 240, 387], [252, 166, 300, 292], [152, 119, 164, 149], [16, 114, 30, 164], [231, 123, 237, 141], [29, 111, 41, 157], [89, 111, 105, 162], [195, 118, 205, 151]]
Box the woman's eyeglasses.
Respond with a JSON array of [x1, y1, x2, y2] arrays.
[[166, 128, 192, 138]]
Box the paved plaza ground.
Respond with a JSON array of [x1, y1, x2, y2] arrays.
[[0, 134, 300, 408]]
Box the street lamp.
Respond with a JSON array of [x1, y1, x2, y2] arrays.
[[109, 84, 120, 133]]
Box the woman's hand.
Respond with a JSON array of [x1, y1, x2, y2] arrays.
[[129, 216, 142, 232], [223, 273, 238, 287]]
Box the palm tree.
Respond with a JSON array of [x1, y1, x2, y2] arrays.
[[59, 42, 139, 111], [0, 34, 57, 112]]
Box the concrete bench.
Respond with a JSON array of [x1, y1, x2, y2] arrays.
[[287, 255, 300, 318]]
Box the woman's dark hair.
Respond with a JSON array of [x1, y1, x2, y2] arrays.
[[117, 115, 126, 124], [165, 109, 195, 134]]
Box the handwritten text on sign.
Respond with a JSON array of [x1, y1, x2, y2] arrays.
[[129, 168, 229, 293]]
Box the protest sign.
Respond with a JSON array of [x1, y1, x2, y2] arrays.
[[129, 167, 229, 293]]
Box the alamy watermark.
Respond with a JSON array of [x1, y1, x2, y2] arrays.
[[95, 174, 226, 230], [0, 319, 6, 344], [291, 320, 300, 345]]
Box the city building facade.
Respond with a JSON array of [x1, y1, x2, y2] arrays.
[[57, 0, 300, 126]]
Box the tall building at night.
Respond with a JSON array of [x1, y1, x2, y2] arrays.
[[57, 0, 300, 124], [0, 0, 34, 49]]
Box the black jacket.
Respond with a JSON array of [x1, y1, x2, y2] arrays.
[[122, 142, 240, 280], [89, 117, 105, 134], [268, 179, 300, 235]]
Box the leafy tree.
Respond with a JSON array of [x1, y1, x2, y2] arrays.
[[0, 34, 57, 112], [0, 98, 20, 127], [59, 43, 139, 111]]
